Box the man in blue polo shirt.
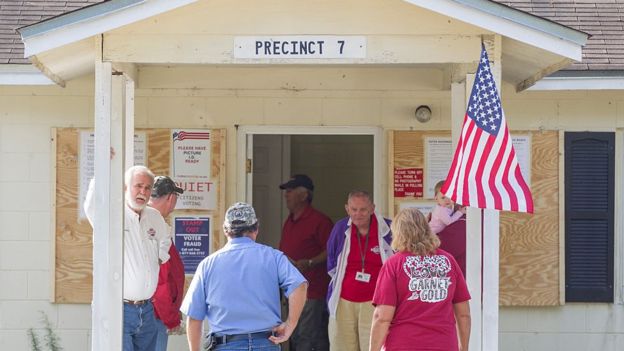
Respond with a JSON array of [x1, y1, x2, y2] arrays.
[[181, 202, 308, 351]]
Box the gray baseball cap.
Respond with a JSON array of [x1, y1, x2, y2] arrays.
[[223, 202, 258, 230]]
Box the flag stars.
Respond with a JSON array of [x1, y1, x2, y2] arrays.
[[467, 50, 502, 135]]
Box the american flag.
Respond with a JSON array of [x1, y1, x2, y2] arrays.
[[441, 45, 533, 213], [172, 131, 210, 141]]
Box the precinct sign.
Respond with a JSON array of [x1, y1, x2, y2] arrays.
[[234, 35, 366, 59], [174, 217, 210, 274]]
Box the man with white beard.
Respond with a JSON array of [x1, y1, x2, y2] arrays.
[[84, 165, 172, 351]]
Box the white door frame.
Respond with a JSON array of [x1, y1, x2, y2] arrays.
[[236, 125, 385, 212]]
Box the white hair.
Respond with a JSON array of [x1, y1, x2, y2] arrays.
[[124, 165, 154, 187]]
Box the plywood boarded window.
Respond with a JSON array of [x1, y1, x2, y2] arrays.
[[389, 130, 559, 306], [52, 128, 226, 303]]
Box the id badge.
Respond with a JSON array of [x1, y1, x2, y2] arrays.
[[355, 271, 371, 283]]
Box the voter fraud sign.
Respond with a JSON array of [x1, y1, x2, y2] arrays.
[[175, 217, 210, 274], [234, 36, 366, 59], [171, 129, 217, 210]]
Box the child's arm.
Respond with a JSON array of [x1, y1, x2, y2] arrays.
[[435, 206, 464, 226]]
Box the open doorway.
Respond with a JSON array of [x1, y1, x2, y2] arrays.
[[250, 133, 375, 248]]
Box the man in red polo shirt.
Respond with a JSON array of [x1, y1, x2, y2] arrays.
[[279, 174, 333, 351]]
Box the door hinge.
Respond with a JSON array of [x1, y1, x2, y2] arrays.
[[246, 159, 252, 173]]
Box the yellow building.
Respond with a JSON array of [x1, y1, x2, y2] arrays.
[[1, 1, 623, 350]]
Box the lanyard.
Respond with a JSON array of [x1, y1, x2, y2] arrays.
[[355, 228, 370, 272]]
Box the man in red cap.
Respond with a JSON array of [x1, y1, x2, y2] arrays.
[[149, 176, 185, 351], [279, 174, 333, 351]]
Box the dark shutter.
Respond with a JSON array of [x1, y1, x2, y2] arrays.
[[565, 132, 614, 302]]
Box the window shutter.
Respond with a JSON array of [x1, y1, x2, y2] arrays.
[[565, 132, 614, 302]]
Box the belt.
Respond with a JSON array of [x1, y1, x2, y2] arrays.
[[214, 331, 272, 345], [123, 299, 149, 305]]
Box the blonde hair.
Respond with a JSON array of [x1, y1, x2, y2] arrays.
[[391, 208, 440, 255]]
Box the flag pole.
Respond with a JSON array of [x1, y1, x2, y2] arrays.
[[453, 74, 483, 351], [481, 35, 501, 351], [482, 208, 500, 351], [449, 35, 508, 351]]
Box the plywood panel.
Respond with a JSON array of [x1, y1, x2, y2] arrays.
[[54, 128, 93, 303], [500, 131, 559, 306], [146, 129, 170, 175], [391, 130, 559, 306], [54, 128, 226, 303], [211, 129, 227, 250]]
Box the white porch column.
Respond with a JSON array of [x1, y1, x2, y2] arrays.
[[452, 75, 483, 351], [124, 77, 135, 170], [482, 35, 502, 351], [92, 37, 133, 350]]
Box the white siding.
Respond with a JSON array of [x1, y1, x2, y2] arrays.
[[501, 305, 624, 351]]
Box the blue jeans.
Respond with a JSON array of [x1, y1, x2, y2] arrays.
[[123, 301, 158, 351], [154, 318, 168, 351], [214, 337, 281, 351]]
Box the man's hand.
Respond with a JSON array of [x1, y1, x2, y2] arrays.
[[270, 283, 306, 344], [168, 325, 185, 335], [269, 322, 294, 345], [293, 259, 313, 272]]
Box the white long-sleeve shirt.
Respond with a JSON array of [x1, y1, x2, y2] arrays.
[[84, 179, 171, 300]]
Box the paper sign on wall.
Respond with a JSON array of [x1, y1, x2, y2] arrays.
[[172, 129, 211, 179], [512, 135, 531, 186], [78, 130, 147, 219], [424, 137, 453, 199], [394, 168, 423, 197], [174, 216, 211, 274], [399, 201, 437, 217], [171, 129, 217, 210]]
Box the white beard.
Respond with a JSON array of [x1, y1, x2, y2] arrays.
[[127, 197, 147, 211]]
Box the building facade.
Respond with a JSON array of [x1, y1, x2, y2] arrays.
[[1, 1, 623, 350]]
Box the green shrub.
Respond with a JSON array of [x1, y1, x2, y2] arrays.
[[27, 311, 62, 351]]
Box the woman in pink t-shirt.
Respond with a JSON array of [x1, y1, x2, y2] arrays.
[[370, 208, 471, 351]]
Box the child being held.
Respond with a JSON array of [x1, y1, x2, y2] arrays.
[[429, 180, 466, 234]]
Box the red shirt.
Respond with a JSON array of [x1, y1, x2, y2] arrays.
[[372, 249, 470, 351], [152, 242, 185, 329], [437, 217, 466, 277], [279, 206, 333, 299], [340, 215, 382, 302]]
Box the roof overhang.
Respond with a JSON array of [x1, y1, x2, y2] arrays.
[[15, 0, 588, 91], [404, 0, 588, 91], [0, 65, 55, 85], [529, 71, 624, 91], [19, 0, 198, 57]]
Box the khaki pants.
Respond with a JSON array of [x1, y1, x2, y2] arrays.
[[328, 298, 374, 351]]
